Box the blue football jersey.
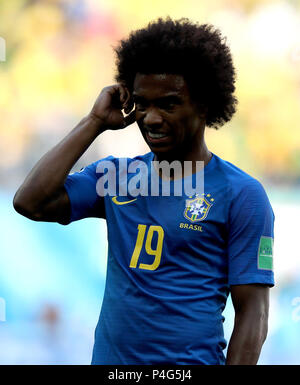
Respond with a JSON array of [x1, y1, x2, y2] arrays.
[[64, 152, 274, 365]]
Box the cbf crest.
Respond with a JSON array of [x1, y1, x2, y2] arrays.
[[184, 193, 214, 223]]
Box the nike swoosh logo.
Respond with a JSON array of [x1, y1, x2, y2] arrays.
[[112, 196, 137, 205]]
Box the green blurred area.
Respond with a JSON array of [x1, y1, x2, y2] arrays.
[[1, 0, 300, 186]]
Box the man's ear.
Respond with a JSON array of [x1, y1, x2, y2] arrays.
[[122, 84, 134, 114]]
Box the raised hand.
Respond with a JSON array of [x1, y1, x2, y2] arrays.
[[89, 84, 136, 131]]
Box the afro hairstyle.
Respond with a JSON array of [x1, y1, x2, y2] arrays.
[[114, 17, 237, 129]]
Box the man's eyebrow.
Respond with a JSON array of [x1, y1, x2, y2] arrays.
[[157, 95, 182, 103], [132, 93, 183, 102], [132, 94, 146, 100]]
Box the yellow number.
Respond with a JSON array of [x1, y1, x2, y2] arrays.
[[140, 226, 164, 270], [129, 224, 164, 271], [129, 224, 147, 268]]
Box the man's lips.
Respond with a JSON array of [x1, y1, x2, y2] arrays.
[[144, 130, 171, 145]]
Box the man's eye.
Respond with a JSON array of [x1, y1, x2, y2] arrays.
[[159, 102, 175, 111], [135, 103, 146, 110]]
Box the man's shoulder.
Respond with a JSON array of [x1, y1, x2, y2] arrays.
[[212, 154, 268, 199]]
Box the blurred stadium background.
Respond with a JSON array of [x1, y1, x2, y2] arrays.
[[1, 0, 300, 364]]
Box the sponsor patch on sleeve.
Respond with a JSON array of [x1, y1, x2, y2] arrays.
[[258, 236, 273, 270]]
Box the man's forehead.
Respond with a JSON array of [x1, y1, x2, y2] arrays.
[[133, 73, 188, 96]]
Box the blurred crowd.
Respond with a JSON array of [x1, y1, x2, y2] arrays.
[[1, 0, 300, 189]]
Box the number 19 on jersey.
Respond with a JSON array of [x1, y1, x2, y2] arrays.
[[129, 224, 164, 271]]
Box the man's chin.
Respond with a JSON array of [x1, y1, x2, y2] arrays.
[[149, 145, 179, 161]]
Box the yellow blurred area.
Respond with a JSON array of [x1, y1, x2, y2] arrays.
[[0, 0, 300, 184]]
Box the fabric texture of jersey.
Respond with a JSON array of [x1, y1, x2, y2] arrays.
[[64, 152, 275, 365]]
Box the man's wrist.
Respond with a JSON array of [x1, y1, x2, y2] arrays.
[[85, 112, 107, 135]]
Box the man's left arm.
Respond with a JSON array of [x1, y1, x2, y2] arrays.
[[226, 284, 269, 365]]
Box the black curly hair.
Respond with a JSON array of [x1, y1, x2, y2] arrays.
[[114, 17, 237, 129]]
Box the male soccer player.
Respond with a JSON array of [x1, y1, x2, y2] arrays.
[[13, 18, 274, 365]]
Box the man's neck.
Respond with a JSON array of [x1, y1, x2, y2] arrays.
[[153, 142, 212, 180], [154, 142, 212, 165]]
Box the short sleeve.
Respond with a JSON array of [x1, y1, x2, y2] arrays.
[[64, 159, 104, 222], [227, 179, 275, 287]]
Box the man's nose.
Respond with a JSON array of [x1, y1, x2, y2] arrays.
[[143, 108, 163, 127]]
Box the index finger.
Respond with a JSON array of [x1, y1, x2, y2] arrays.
[[118, 83, 130, 105]]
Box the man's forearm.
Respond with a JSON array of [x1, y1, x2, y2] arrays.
[[14, 114, 103, 213], [225, 312, 268, 365]]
